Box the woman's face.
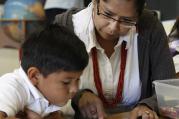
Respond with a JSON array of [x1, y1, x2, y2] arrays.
[[93, 0, 137, 41]]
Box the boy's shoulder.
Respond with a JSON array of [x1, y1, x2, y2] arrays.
[[0, 69, 27, 93], [0, 70, 19, 84], [0, 69, 28, 116], [137, 9, 165, 37]]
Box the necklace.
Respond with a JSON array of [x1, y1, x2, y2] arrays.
[[91, 41, 127, 107]]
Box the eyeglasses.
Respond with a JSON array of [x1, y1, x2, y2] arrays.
[[96, 3, 137, 28]]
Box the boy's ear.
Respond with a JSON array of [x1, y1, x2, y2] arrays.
[[27, 67, 41, 86]]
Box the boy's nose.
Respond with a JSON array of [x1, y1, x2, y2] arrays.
[[69, 83, 78, 98]]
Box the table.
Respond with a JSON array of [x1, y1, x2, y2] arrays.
[[64, 112, 166, 119], [107, 112, 166, 119], [107, 112, 129, 119]]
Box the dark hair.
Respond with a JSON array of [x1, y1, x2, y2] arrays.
[[169, 17, 179, 39], [135, 0, 146, 16], [21, 24, 89, 76], [98, 0, 145, 16]]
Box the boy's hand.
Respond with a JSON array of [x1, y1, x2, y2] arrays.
[[0, 111, 20, 119], [44, 111, 64, 119], [16, 108, 42, 119], [79, 91, 107, 119], [25, 109, 42, 119]]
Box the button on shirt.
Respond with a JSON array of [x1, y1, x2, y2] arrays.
[[72, 3, 141, 106], [0, 67, 61, 117]]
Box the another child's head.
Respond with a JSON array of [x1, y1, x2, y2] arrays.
[[21, 24, 89, 106]]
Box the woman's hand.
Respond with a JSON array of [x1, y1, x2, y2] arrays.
[[79, 91, 107, 119], [129, 105, 159, 119]]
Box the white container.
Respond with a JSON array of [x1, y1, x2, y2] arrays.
[[153, 79, 179, 119]]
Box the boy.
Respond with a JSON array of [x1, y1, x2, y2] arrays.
[[0, 24, 89, 119]]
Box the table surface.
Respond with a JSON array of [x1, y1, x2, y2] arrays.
[[107, 112, 129, 119], [107, 112, 165, 119], [64, 112, 166, 119]]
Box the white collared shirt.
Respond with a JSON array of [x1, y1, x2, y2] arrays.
[[72, 3, 141, 106], [0, 67, 61, 117]]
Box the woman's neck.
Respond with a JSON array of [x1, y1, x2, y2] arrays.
[[96, 34, 118, 58]]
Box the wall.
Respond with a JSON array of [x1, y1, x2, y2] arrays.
[[146, 0, 179, 20]]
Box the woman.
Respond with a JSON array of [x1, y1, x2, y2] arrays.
[[55, 0, 175, 119]]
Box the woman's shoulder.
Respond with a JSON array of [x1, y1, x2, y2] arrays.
[[54, 8, 81, 32], [138, 9, 165, 37]]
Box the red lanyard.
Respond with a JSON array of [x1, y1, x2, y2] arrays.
[[91, 41, 127, 107]]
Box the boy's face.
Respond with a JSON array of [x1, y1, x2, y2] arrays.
[[29, 68, 82, 106]]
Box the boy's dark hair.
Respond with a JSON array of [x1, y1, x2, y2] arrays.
[[21, 24, 89, 76]]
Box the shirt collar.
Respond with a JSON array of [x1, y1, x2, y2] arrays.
[[115, 27, 137, 50], [18, 67, 59, 108], [18, 67, 61, 116], [73, 3, 97, 53], [87, 3, 105, 52], [19, 67, 45, 99]]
